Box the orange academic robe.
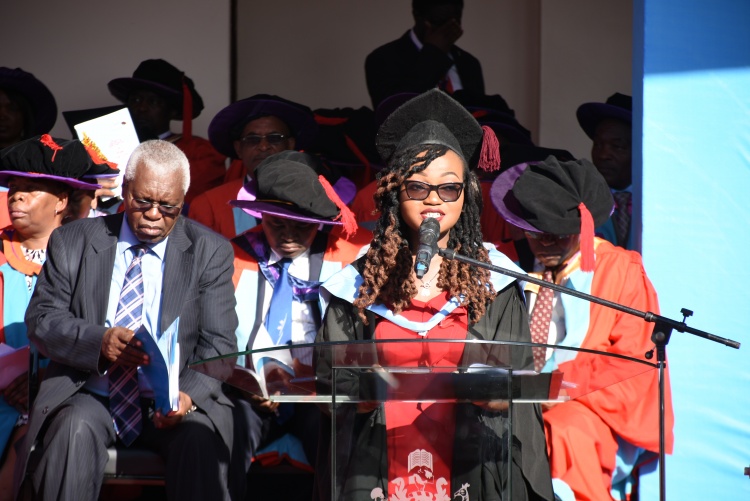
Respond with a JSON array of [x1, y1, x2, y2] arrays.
[[536, 239, 673, 501], [188, 179, 245, 239], [173, 135, 227, 203], [0, 192, 9, 229]]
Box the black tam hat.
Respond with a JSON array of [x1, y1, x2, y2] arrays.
[[108, 59, 203, 139], [230, 150, 357, 237], [376, 89, 500, 172], [0, 135, 101, 190], [491, 156, 613, 271], [0, 67, 58, 136]]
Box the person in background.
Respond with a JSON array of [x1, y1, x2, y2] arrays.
[[490, 156, 673, 501], [188, 94, 316, 239], [108, 59, 226, 204], [365, 0, 484, 109], [316, 89, 553, 500], [0, 68, 59, 230], [14, 140, 238, 501], [576, 93, 634, 249], [228, 150, 370, 499], [0, 136, 101, 500]]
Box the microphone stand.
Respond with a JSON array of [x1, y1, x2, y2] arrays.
[[438, 247, 740, 501]]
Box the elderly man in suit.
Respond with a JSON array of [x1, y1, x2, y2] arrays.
[[14, 140, 238, 501]]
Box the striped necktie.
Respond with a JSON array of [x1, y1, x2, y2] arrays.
[[612, 190, 632, 247], [109, 244, 148, 446]]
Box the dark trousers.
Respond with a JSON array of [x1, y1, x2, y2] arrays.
[[230, 395, 320, 499], [26, 391, 231, 501]]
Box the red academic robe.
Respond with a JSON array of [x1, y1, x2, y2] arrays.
[[535, 239, 674, 501], [188, 179, 244, 239], [173, 135, 227, 203]]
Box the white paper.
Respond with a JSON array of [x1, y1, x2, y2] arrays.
[[73, 107, 140, 198]]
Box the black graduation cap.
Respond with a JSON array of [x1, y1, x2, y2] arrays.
[[376, 89, 499, 172]]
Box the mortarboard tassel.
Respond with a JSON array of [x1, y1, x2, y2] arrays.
[[182, 77, 192, 140], [578, 202, 595, 272], [478, 125, 501, 173], [318, 174, 357, 239], [40, 134, 63, 162]]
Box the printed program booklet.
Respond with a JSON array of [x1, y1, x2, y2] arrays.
[[133, 318, 180, 413], [73, 107, 140, 200]]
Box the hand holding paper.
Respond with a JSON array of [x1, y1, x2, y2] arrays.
[[101, 326, 147, 367]]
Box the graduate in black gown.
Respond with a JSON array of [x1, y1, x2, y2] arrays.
[[314, 89, 553, 501]]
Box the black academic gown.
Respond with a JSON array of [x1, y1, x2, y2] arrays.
[[313, 265, 554, 501]]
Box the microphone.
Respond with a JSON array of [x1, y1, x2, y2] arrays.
[[414, 218, 440, 279]]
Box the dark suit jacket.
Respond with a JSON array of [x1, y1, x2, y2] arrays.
[[16, 213, 239, 488], [365, 30, 485, 109]]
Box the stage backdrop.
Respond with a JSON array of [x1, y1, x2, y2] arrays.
[[636, 0, 750, 498]]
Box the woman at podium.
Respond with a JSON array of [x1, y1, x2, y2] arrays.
[[316, 90, 554, 501]]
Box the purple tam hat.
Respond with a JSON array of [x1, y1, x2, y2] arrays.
[[208, 94, 317, 159], [489, 162, 539, 233], [0, 135, 101, 190], [576, 93, 632, 140], [0, 67, 58, 136]]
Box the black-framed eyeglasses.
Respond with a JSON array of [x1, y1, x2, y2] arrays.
[[402, 181, 464, 202], [239, 133, 289, 146], [130, 198, 182, 217]]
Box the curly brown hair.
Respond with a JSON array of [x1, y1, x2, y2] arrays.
[[353, 143, 496, 325]]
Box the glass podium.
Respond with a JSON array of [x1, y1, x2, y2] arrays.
[[191, 339, 657, 501]]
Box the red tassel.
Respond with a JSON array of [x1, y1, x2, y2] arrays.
[[478, 125, 501, 173], [40, 134, 63, 161], [318, 175, 357, 239], [578, 202, 595, 272], [182, 78, 192, 140], [314, 115, 348, 126]]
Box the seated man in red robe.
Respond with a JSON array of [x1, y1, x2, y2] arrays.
[[490, 156, 674, 501]]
